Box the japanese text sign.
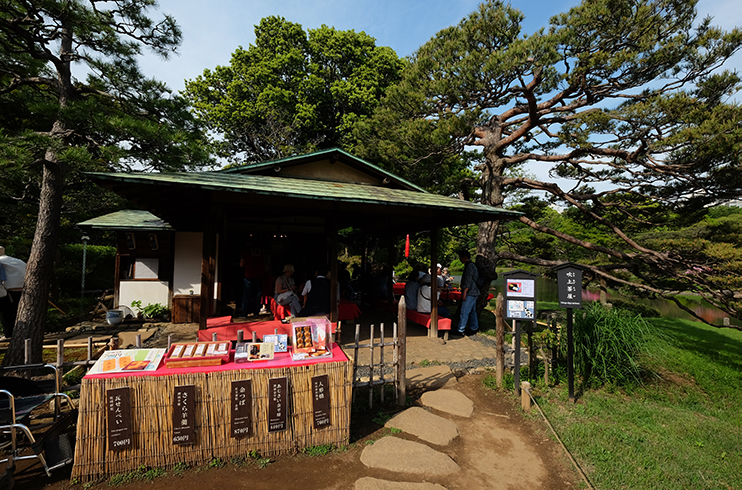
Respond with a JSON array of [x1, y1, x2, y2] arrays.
[[268, 377, 288, 433], [311, 375, 331, 430], [172, 385, 196, 445], [231, 379, 252, 439], [106, 387, 132, 451]]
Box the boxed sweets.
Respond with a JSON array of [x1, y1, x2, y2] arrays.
[[165, 341, 230, 368], [235, 341, 275, 362], [291, 320, 332, 361], [263, 334, 288, 353]]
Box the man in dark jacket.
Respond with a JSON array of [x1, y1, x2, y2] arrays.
[[453, 251, 479, 338], [299, 265, 331, 317]]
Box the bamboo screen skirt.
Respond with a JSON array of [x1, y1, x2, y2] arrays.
[[70, 352, 352, 482]]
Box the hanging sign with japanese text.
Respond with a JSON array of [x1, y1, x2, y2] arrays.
[[231, 379, 253, 439], [107, 387, 132, 451], [557, 266, 583, 308], [268, 377, 288, 433], [172, 385, 196, 445], [311, 375, 331, 429]]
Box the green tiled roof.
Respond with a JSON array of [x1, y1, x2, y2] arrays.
[[77, 210, 174, 231], [84, 171, 522, 219], [220, 148, 426, 192]]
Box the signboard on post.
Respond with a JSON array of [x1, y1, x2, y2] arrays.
[[231, 379, 252, 439], [503, 270, 538, 320], [172, 385, 196, 445], [268, 377, 288, 433], [107, 387, 132, 451], [556, 264, 583, 308]]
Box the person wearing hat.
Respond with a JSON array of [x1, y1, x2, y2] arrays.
[[416, 274, 450, 318], [274, 264, 301, 317], [0, 246, 27, 339]]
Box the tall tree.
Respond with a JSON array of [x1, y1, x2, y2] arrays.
[[183, 16, 405, 163], [0, 0, 212, 365], [357, 0, 742, 325]]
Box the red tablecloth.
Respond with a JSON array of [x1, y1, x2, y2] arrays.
[[84, 343, 348, 379], [198, 318, 337, 342], [394, 283, 493, 301]]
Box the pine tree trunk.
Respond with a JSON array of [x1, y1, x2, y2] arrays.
[[3, 150, 67, 365]]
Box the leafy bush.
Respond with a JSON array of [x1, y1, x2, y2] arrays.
[[570, 302, 652, 387]]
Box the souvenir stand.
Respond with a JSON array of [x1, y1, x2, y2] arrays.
[[74, 149, 522, 481], [71, 321, 350, 482]]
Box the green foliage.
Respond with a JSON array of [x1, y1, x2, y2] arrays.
[[534, 317, 742, 489], [131, 301, 170, 320], [302, 444, 336, 456], [108, 465, 167, 486], [357, 0, 742, 323], [570, 302, 653, 387], [184, 16, 404, 163]]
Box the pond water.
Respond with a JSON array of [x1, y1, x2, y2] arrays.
[[451, 274, 740, 327]]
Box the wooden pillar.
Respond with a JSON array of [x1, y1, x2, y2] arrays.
[[199, 220, 217, 330], [386, 236, 394, 304], [429, 229, 439, 338], [329, 212, 339, 323], [396, 295, 407, 406], [361, 233, 368, 307]]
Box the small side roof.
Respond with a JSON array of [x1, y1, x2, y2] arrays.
[[76, 210, 174, 231]]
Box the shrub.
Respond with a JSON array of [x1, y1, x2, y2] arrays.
[[569, 302, 652, 387]]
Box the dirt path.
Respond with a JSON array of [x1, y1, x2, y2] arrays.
[[16, 373, 579, 490]]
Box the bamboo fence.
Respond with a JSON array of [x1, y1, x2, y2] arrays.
[[71, 359, 352, 482]]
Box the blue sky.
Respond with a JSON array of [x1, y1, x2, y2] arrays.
[[140, 0, 742, 94]]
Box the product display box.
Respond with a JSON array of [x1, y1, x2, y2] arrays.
[[235, 341, 275, 363], [165, 341, 230, 368], [291, 319, 332, 361]]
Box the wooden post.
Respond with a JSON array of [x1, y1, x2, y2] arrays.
[[369, 324, 375, 409], [329, 211, 339, 323], [167, 335, 173, 352], [212, 332, 217, 341], [521, 382, 531, 411], [495, 293, 504, 388], [88, 336, 94, 360], [514, 320, 521, 395], [200, 222, 217, 330], [567, 308, 575, 403], [396, 296, 407, 406], [237, 330, 244, 343], [56, 339, 64, 368], [135, 334, 141, 348], [380, 323, 385, 404], [429, 229, 438, 339]]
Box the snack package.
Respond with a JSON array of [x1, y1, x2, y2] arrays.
[[291, 320, 332, 361], [263, 334, 288, 353], [246, 342, 274, 361]]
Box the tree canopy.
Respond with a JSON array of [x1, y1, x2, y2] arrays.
[[183, 16, 405, 163], [0, 0, 212, 364], [356, 0, 742, 324]]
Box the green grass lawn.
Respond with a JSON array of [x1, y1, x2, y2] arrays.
[[521, 317, 742, 489]]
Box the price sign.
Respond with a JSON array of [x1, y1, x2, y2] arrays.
[[231, 380, 253, 439], [268, 377, 288, 433], [311, 375, 331, 430], [106, 387, 132, 451], [172, 385, 196, 445]]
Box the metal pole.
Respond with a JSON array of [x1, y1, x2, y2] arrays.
[[567, 308, 575, 402]]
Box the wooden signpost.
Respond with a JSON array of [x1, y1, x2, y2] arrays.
[[554, 263, 584, 403], [503, 270, 539, 395]]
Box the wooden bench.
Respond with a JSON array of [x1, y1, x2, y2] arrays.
[[405, 309, 452, 333]]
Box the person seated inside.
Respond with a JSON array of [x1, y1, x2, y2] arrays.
[[404, 269, 424, 311], [299, 265, 332, 317], [441, 267, 453, 288], [275, 264, 301, 318], [417, 274, 451, 318]]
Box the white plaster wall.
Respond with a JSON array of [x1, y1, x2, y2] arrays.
[[118, 281, 170, 310], [173, 232, 203, 295]]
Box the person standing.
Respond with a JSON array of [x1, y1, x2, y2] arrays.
[[453, 251, 479, 337], [0, 246, 27, 340]]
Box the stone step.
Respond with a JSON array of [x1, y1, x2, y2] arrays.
[[420, 389, 474, 418], [385, 407, 459, 446], [355, 477, 448, 490], [360, 437, 460, 476]]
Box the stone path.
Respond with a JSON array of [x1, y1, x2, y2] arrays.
[[354, 368, 474, 489]]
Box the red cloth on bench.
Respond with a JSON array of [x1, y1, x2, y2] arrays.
[[405, 309, 451, 331]]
